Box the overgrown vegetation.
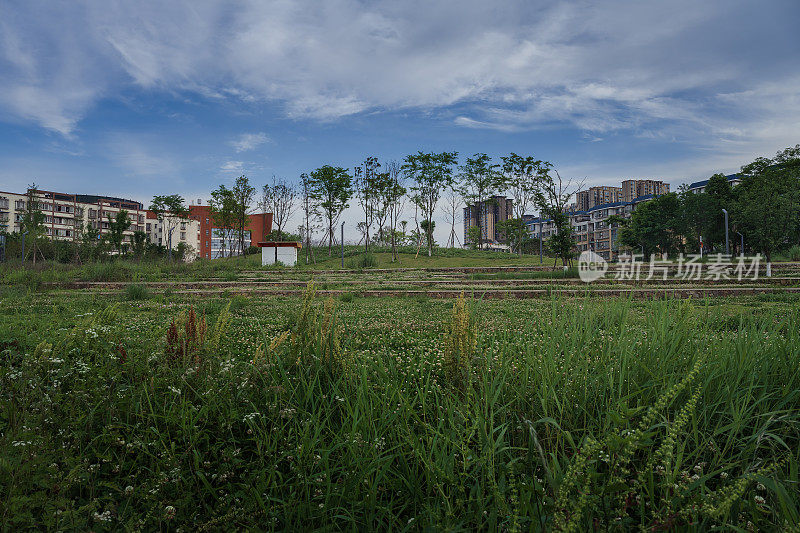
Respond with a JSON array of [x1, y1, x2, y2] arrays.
[[1, 285, 798, 530]]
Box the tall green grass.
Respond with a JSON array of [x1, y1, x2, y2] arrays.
[[0, 293, 797, 530]]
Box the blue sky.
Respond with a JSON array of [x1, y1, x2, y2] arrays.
[[1, 0, 798, 240]]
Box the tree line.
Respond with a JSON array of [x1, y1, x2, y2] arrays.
[[616, 145, 800, 262]]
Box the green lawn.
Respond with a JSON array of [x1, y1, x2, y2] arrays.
[[1, 279, 798, 530]]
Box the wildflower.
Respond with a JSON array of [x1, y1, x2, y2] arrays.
[[93, 510, 112, 522], [165, 506, 176, 519], [754, 495, 766, 505], [720, 472, 729, 479], [125, 485, 134, 495]]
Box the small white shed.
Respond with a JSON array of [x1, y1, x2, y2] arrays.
[[258, 241, 302, 267]]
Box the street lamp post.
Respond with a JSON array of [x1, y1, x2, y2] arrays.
[[341, 221, 345, 269], [721, 208, 730, 256], [735, 231, 744, 257]]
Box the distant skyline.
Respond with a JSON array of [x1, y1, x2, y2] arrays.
[[1, 0, 798, 241]]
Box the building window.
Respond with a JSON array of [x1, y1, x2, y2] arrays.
[[180, 232, 186, 241]]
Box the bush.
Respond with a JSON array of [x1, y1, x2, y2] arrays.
[[124, 283, 150, 301], [347, 252, 378, 269]]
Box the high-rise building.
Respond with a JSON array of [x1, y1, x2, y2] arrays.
[[576, 186, 623, 211], [463, 196, 513, 247], [621, 179, 670, 202]]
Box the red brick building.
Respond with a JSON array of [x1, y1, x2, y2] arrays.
[[189, 205, 272, 259]]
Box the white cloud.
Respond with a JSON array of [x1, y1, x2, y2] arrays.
[[106, 134, 180, 178], [220, 160, 245, 172], [230, 132, 270, 152], [0, 0, 797, 160]]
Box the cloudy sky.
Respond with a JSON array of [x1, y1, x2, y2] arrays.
[[1, 0, 798, 240]]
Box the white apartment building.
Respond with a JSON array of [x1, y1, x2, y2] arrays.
[[145, 212, 201, 261], [0, 189, 146, 243], [0, 188, 200, 260]]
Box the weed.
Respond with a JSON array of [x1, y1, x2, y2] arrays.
[[124, 283, 150, 301]]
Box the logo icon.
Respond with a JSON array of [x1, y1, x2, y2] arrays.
[[578, 250, 608, 283]]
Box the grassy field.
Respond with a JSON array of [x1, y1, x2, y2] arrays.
[[1, 256, 800, 530]]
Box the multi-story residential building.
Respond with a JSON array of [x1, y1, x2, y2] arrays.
[[621, 179, 669, 201], [0, 188, 146, 244], [576, 186, 623, 211], [687, 173, 741, 194], [463, 196, 514, 248], [526, 194, 658, 261], [145, 211, 201, 260], [187, 204, 272, 259]]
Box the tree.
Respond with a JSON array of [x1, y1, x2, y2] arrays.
[[131, 230, 148, 260], [466, 226, 481, 250], [210, 185, 237, 258], [150, 194, 190, 261], [260, 176, 296, 242], [232, 175, 256, 256], [307, 165, 353, 256], [106, 209, 131, 254], [732, 145, 800, 264], [20, 185, 46, 264], [384, 161, 407, 262], [618, 193, 683, 257], [496, 218, 531, 254], [533, 168, 580, 268], [299, 173, 318, 264], [420, 219, 435, 252], [354, 157, 381, 252], [501, 153, 547, 255], [679, 186, 714, 252], [443, 185, 463, 248], [403, 151, 458, 257], [458, 153, 501, 249]]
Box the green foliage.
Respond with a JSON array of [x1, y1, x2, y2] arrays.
[[403, 151, 459, 256], [346, 251, 377, 270], [0, 288, 799, 530], [308, 165, 354, 255], [620, 192, 683, 256], [733, 145, 800, 262], [124, 283, 149, 301]]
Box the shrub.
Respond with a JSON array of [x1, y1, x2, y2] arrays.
[[347, 252, 378, 269], [124, 283, 149, 301], [442, 292, 477, 390]]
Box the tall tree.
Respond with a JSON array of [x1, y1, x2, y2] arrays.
[[210, 185, 237, 258], [232, 175, 256, 255], [501, 153, 547, 255], [443, 185, 463, 249], [20, 184, 46, 264], [618, 193, 683, 257], [299, 173, 318, 264], [458, 153, 501, 250], [384, 161, 406, 262], [733, 145, 800, 264], [354, 157, 381, 252], [307, 165, 353, 256], [106, 209, 131, 254], [534, 168, 581, 268], [403, 151, 458, 257], [260, 176, 296, 241], [150, 194, 190, 262]]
